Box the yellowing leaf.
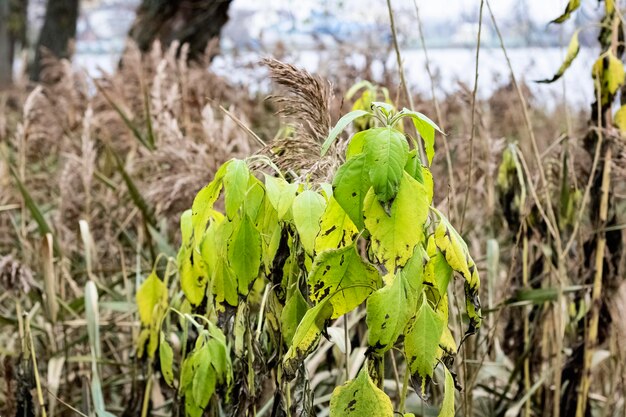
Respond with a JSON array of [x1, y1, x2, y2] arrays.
[[292, 190, 327, 255], [136, 270, 167, 326], [180, 209, 192, 244], [434, 218, 471, 282], [333, 153, 371, 230], [439, 326, 457, 359], [422, 166, 434, 205], [159, 332, 174, 387], [191, 160, 230, 242], [405, 297, 445, 397], [329, 367, 394, 417], [283, 298, 333, 379], [363, 127, 409, 203], [438, 366, 455, 417], [433, 213, 482, 335], [614, 105, 626, 133], [606, 0, 615, 14], [364, 172, 429, 272], [592, 52, 625, 103], [308, 245, 381, 319], [136, 328, 150, 358], [551, 0, 580, 24], [537, 29, 580, 83], [227, 214, 261, 295], [315, 197, 359, 253], [179, 247, 208, 307], [424, 235, 452, 296]]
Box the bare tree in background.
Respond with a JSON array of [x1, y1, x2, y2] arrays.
[[30, 0, 79, 81], [128, 0, 233, 60], [0, 0, 27, 87]]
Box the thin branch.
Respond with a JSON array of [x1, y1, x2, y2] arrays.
[[460, 0, 484, 232], [412, 0, 458, 219], [386, 0, 426, 164]]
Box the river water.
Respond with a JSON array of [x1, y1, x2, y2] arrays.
[[75, 46, 599, 110]]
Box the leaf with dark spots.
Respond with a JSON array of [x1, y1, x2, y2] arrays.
[[308, 246, 381, 319], [329, 368, 393, 417]]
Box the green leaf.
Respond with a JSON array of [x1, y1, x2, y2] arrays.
[[315, 197, 359, 253], [366, 272, 410, 355], [223, 159, 250, 219], [438, 366, 455, 417], [159, 332, 174, 387], [281, 287, 309, 345], [371, 101, 394, 115], [333, 153, 371, 230], [185, 394, 203, 417], [244, 177, 266, 223], [400, 109, 443, 166], [180, 209, 192, 244], [363, 127, 409, 204], [283, 298, 334, 379], [404, 149, 424, 183], [8, 163, 61, 255], [364, 172, 429, 272], [136, 271, 167, 326], [321, 109, 371, 156], [405, 297, 445, 397], [346, 130, 367, 159], [329, 367, 394, 417], [192, 345, 216, 409], [308, 245, 381, 318], [191, 160, 231, 242], [550, 0, 580, 24], [227, 215, 262, 296], [259, 196, 282, 274], [201, 218, 238, 308], [292, 190, 327, 255], [264, 175, 299, 220], [206, 332, 232, 385], [400, 245, 427, 307], [537, 29, 580, 83]]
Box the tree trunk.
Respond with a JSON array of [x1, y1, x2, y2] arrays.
[[128, 0, 233, 60], [30, 0, 79, 81], [0, 0, 11, 87]]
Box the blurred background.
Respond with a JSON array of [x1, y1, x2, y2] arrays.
[[0, 0, 609, 106]]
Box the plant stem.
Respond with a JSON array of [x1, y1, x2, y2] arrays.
[[399, 362, 410, 414], [460, 0, 484, 233], [386, 0, 426, 164], [575, 145, 612, 417]]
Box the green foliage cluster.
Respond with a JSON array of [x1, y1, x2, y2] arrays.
[[136, 102, 481, 416]]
